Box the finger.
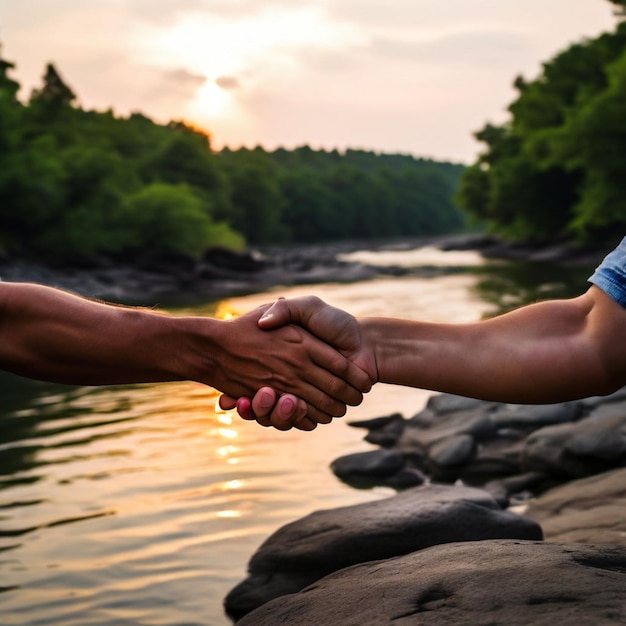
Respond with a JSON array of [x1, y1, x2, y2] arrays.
[[293, 415, 318, 431], [250, 387, 280, 419], [236, 397, 256, 421], [305, 343, 369, 406], [219, 394, 237, 410], [268, 394, 303, 430]]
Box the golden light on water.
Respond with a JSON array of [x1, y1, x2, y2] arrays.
[[217, 414, 233, 426], [217, 445, 238, 458], [216, 510, 242, 519], [217, 428, 238, 440]]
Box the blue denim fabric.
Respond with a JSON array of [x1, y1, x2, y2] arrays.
[[588, 236, 626, 307]]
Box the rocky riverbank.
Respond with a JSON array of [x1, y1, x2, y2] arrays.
[[0, 234, 608, 306], [0, 239, 435, 305], [226, 390, 626, 624]]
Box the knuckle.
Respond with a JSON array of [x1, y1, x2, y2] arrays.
[[325, 376, 344, 397]]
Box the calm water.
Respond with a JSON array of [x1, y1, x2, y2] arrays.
[[0, 248, 594, 625]]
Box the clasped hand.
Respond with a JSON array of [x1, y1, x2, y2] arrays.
[[219, 297, 378, 431]]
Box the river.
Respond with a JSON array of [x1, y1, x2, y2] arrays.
[[0, 246, 595, 625]]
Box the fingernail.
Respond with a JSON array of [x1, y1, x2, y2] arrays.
[[259, 312, 273, 323], [281, 398, 295, 415], [259, 390, 274, 409]]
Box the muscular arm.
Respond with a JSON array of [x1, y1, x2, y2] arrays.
[[0, 283, 371, 424], [363, 285, 626, 403]]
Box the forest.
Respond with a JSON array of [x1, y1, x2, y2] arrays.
[[456, 0, 626, 246], [4, 0, 625, 264], [0, 55, 465, 264]]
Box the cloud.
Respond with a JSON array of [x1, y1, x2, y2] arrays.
[[370, 29, 530, 68], [216, 76, 240, 90], [163, 68, 207, 88]]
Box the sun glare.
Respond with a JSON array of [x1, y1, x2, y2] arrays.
[[191, 80, 231, 118], [133, 7, 365, 133]]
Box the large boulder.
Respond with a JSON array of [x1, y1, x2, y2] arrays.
[[238, 540, 626, 625], [224, 484, 542, 620], [525, 467, 626, 545]]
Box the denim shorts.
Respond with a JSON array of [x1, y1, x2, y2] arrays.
[[589, 236, 626, 307]]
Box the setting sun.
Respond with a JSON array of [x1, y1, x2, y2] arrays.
[[191, 79, 231, 118], [130, 6, 364, 139]]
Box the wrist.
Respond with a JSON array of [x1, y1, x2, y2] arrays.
[[359, 317, 383, 384], [170, 315, 223, 384]]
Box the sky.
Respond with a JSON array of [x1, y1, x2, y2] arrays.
[[0, 0, 619, 163]]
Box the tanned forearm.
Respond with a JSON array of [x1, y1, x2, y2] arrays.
[[361, 286, 626, 404], [0, 282, 191, 385]]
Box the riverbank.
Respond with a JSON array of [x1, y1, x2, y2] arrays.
[[0, 234, 608, 306], [227, 390, 626, 623]]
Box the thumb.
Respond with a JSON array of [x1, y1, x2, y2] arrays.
[[258, 298, 292, 329]]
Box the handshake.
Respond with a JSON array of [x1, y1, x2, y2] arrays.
[[219, 296, 379, 432], [1, 279, 618, 426]]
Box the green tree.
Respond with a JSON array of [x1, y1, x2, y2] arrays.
[[456, 18, 626, 244], [30, 63, 76, 108], [222, 150, 286, 244], [126, 183, 236, 258]]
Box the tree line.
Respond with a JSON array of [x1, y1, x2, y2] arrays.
[[456, 0, 626, 246], [0, 55, 466, 264]]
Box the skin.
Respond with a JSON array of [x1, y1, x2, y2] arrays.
[[227, 286, 626, 428], [0, 282, 373, 428]]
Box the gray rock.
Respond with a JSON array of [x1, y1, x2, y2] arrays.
[[525, 467, 626, 545], [425, 393, 494, 415], [224, 485, 542, 620], [353, 413, 407, 447], [458, 435, 526, 480], [428, 434, 475, 468], [485, 472, 550, 508], [490, 401, 581, 429], [522, 403, 626, 478], [398, 408, 496, 453], [330, 449, 425, 489], [238, 540, 626, 625]]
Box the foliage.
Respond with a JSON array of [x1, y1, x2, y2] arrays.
[[0, 54, 466, 263], [456, 5, 626, 245]]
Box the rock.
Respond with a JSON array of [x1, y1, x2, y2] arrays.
[[428, 434, 476, 468], [398, 408, 496, 453], [330, 449, 424, 489], [525, 467, 626, 545], [485, 472, 550, 508], [458, 435, 526, 481], [348, 413, 405, 431], [425, 393, 494, 415], [490, 402, 581, 430], [237, 540, 626, 626], [348, 413, 407, 448], [224, 485, 542, 620], [522, 401, 626, 478]]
